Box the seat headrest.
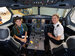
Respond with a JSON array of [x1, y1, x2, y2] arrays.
[[66, 36, 75, 50], [0, 28, 10, 41]]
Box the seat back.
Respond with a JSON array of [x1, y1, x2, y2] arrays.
[[0, 27, 10, 41], [66, 36, 75, 50], [0, 27, 21, 56]]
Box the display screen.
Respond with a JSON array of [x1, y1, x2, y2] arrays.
[[36, 19, 41, 28], [0, 7, 11, 25]]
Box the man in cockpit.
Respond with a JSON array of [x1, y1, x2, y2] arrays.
[[48, 14, 64, 45], [12, 15, 28, 46]]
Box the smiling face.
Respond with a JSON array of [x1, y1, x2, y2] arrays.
[[52, 14, 59, 24], [15, 19, 22, 27]]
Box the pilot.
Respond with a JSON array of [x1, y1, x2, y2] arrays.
[[48, 14, 64, 45], [12, 15, 28, 46], [0, 16, 3, 24]]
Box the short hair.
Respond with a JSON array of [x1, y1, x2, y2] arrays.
[[13, 16, 22, 22], [52, 14, 59, 19]]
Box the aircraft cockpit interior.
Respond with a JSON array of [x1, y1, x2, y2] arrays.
[[0, 0, 75, 56]]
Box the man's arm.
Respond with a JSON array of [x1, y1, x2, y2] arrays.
[[24, 31, 27, 39], [23, 24, 28, 42], [14, 35, 22, 41], [24, 31, 27, 42], [48, 33, 61, 41], [14, 35, 27, 42]]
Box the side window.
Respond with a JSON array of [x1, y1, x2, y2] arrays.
[[70, 10, 75, 24]]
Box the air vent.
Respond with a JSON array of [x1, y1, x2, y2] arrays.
[[59, 4, 66, 6], [61, 0, 64, 2]]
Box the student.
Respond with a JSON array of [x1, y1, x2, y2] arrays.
[[12, 16, 28, 45], [0, 16, 3, 24], [48, 14, 64, 45]]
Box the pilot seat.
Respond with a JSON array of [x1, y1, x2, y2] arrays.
[[0, 27, 21, 56]]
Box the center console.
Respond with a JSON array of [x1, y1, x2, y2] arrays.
[[27, 32, 45, 50], [27, 19, 45, 50]]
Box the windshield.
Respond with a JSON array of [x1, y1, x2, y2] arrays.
[[0, 7, 11, 25], [11, 7, 71, 18], [40, 7, 71, 17], [70, 9, 75, 24]]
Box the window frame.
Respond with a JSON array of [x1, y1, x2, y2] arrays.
[[70, 8, 75, 24], [65, 7, 75, 31], [0, 7, 13, 26], [69, 7, 75, 26]]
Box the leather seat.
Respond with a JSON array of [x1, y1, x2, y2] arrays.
[[66, 36, 75, 50], [0, 27, 21, 56]]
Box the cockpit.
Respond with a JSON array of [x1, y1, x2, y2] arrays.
[[0, 0, 75, 56]]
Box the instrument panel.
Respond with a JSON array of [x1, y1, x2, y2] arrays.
[[24, 18, 51, 33], [18, 0, 59, 5]]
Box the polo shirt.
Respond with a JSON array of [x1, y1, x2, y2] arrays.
[[12, 23, 28, 36]]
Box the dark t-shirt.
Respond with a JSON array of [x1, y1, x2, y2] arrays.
[[12, 23, 28, 36]]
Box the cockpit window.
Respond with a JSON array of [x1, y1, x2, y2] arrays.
[[0, 7, 11, 25], [10, 8, 33, 16], [10, 7, 70, 18], [40, 7, 70, 17], [70, 10, 75, 24]]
